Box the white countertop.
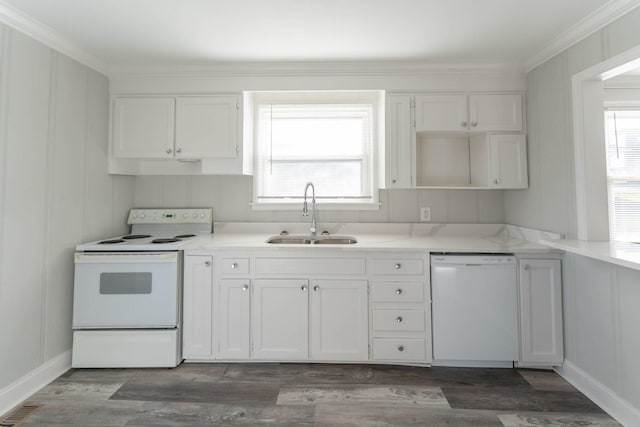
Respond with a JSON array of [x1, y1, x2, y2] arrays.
[[541, 239, 640, 272], [184, 222, 559, 254]]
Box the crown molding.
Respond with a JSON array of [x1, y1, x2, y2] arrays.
[[526, 0, 640, 72], [0, 0, 108, 74], [108, 61, 526, 78]]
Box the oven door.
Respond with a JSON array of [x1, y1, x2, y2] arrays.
[[73, 252, 180, 329]]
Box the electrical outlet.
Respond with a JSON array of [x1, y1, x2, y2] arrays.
[[420, 207, 431, 222]]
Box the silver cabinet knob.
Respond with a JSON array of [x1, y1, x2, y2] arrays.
[[392, 179, 397, 184], [394, 263, 401, 269], [494, 178, 500, 184], [301, 285, 307, 291], [166, 148, 172, 154], [396, 288, 403, 295], [471, 121, 478, 127], [231, 262, 238, 269], [204, 261, 211, 267], [397, 345, 405, 352], [396, 316, 403, 323], [523, 265, 530, 270], [461, 121, 468, 127], [242, 284, 249, 291], [176, 147, 182, 153], [313, 285, 319, 291]]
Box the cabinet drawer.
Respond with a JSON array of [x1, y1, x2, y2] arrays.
[[371, 282, 424, 303], [370, 259, 423, 275], [372, 309, 425, 332], [222, 258, 249, 274], [372, 338, 426, 361], [255, 258, 366, 275]]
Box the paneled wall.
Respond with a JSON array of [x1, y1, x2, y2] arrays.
[[504, 6, 640, 422], [134, 176, 505, 224], [0, 24, 134, 393]]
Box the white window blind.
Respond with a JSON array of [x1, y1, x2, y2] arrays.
[[252, 92, 380, 207], [604, 109, 640, 242]]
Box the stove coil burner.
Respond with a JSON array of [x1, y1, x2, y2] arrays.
[[151, 238, 181, 244], [121, 234, 152, 240], [98, 239, 125, 244], [174, 234, 196, 239]]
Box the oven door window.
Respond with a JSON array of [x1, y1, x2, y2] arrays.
[[100, 272, 152, 295]]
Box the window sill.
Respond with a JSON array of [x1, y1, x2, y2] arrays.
[[250, 201, 381, 211]]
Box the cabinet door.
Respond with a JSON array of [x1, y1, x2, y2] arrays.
[[489, 134, 528, 188], [182, 255, 213, 359], [112, 97, 175, 158], [518, 259, 563, 365], [469, 94, 522, 132], [252, 279, 309, 359], [175, 96, 239, 159], [415, 95, 467, 132], [310, 280, 368, 361], [384, 94, 413, 188], [218, 279, 251, 359]]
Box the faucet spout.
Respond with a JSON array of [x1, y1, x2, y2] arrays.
[[302, 182, 317, 235]]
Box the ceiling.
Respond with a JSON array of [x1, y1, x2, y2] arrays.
[[0, 0, 630, 70]]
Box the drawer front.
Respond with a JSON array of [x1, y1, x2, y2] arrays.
[[372, 309, 425, 332], [371, 281, 424, 303], [255, 258, 366, 275], [372, 338, 426, 361], [222, 258, 250, 274], [370, 259, 424, 275]]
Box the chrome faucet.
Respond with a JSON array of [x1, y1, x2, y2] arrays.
[[302, 182, 317, 235]]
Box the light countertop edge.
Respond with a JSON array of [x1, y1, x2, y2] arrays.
[[541, 239, 640, 272]]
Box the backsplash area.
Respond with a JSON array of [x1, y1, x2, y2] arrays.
[[133, 176, 505, 224]]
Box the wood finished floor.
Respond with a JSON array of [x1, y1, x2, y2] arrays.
[[11, 363, 620, 426]]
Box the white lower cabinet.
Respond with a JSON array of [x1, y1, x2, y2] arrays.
[[252, 279, 309, 360], [182, 255, 213, 359], [182, 250, 431, 365], [518, 258, 563, 366], [218, 279, 251, 359], [310, 280, 368, 360]]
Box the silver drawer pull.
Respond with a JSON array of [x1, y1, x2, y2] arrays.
[[313, 285, 319, 291], [396, 288, 402, 295], [397, 345, 405, 352], [394, 263, 401, 269], [166, 148, 172, 154], [301, 285, 307, 291], [204, 261, 211, 267], [242, 284, 249, 291], [231, 262, 239, 269], [396, 316, 403, 323], [461, 121, 468, 127], [524, 264, 530, 270]]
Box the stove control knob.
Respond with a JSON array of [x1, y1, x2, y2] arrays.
[[192, 213, 198, 219], [182, 213, 188, 219], [200, 213, 206, 219], [139, 213, 146, 219]]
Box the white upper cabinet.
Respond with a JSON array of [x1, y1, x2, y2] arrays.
[[113, 98, 175, 158], [384, 94, 413, 188], [175, 96, 239, 159], [489, 134, 528, 188], [415, 95, 468, 132], [469, 94, 523, 132]]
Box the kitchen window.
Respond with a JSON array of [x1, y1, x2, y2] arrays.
[[604, 109, 640, 242], [248, 91, 382, 209]]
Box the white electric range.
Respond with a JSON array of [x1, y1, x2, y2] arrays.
[[72, 208, 212, 368]]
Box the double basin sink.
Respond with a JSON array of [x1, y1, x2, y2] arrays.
[[266, 235, 358, 245]]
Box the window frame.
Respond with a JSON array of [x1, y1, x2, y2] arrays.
[[248, 90, 383, 211]]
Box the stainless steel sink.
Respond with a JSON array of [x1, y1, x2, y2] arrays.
[[266, 235, 357, 245]]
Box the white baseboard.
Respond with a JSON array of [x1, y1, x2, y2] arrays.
[[556, 360, 640, 426], [0, 350, 71, 417]]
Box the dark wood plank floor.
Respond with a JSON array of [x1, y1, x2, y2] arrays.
[[9, 363, 620, 426]]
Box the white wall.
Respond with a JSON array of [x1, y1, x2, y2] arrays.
[[133, 176, 505, 224], [0, 24, 134, 395], [504, 6, 640, 422]]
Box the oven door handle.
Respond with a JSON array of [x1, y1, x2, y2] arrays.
[[74, 252, 178, 264]]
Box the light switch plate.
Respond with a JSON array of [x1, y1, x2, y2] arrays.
[[420, 207, 431, 222]]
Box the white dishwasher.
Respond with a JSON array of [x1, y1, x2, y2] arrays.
[[431, 254, 518, 367]]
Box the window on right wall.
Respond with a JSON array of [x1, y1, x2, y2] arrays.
[[604, 109, 640, 242]]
